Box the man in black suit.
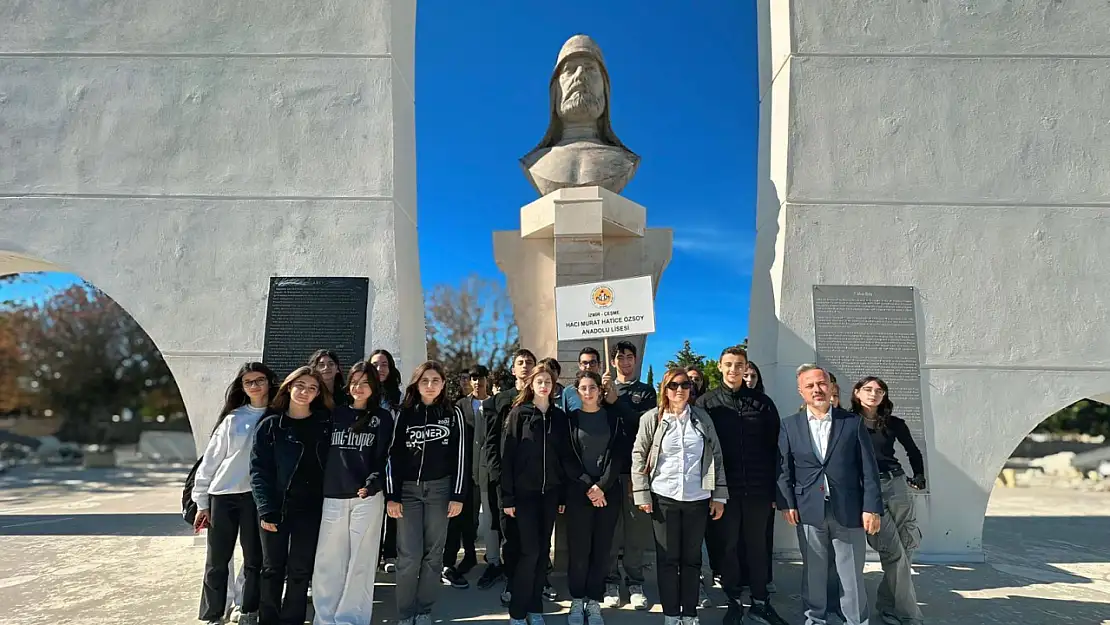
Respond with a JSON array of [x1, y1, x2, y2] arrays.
[[778, 365, 882, 625]]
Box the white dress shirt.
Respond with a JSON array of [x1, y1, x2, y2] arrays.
[[651, 406, 711, 502], [192, 404, 267, 509], [806, 405, 833, 498]]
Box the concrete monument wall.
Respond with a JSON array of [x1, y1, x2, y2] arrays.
[[753, 0, 1110, 562], [0, 0, 425, 452]]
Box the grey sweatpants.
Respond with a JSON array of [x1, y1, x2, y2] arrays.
[[395, 478, 452, 620], [867, 474, 923, 622]]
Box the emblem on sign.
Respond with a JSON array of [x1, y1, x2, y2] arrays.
[[591, 285, 614, 308]]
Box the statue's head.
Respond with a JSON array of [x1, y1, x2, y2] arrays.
[[527, 34, 631, 153], [554, 37, 607, 125]]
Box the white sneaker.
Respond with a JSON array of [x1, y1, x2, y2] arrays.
[[384, 558, 397, 573], [585, 600, 605, 625], [228, 605, 242, 623], [663, 616, 682, 625], [602, 583, 621, 608], [526, 614, 546, 625], [682, 617, 700, 625], [568, 599, 585, 625], [628, 584, 648, 611], [414, 614, 432, 625]]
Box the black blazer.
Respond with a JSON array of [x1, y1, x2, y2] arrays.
[[776, 407, 882, 528]]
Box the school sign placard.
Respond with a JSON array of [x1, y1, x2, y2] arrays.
[[555, 276, 657, 341]]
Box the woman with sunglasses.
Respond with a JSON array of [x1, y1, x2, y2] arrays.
[[194, 362, 277, 625], [631, 369, 727, 625], [250, 366, 334, 625], [311, 361, 395, 625]]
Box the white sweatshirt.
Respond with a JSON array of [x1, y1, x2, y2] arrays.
[[193, 404, 268, 510]]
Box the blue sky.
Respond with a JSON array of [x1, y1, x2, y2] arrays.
[[0, 0, 757, 375]]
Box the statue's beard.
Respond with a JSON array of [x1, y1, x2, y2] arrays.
[[559, 90, 604, 124]]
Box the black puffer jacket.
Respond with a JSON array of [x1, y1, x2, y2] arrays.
[[499, 402, 581, 508], [696, 384, 780, 499]]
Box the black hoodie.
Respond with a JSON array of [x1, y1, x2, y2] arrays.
[[323, 404, 395, 499], [499, 401, 581, 508], [482, 386, 521, 485], [386, 402, 467, 503], [566, 404, 627, 494]]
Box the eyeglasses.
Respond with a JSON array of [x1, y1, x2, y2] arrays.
[[242, 378, 268, 389], [469, 375, 485, 381], [666, 381, 693, 391], [579, 359, 599, 368]]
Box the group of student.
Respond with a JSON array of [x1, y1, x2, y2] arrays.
[[190, 341, 927, 625]]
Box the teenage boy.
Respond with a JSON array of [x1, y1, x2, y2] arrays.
[[443, 365, 492, 589], [603, 340, 656, 611]]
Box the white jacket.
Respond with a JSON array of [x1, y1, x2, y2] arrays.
[[193, 404, 268, 509]]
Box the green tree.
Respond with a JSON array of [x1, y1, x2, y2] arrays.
[[666, 340, 706, 370], [1036, 399, 1110, 437], [646, 365, 655, 388], [8, 282, 185, 443], [703, 359, 723, 390]]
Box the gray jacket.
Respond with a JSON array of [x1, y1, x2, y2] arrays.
[[630, 405, 728, 506]]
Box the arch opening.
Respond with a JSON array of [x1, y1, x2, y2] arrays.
[[1, 269, 194, 474]]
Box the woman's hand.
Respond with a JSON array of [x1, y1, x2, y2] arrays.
[[357, 488, 370, 499], [709, 501, 725, 520], [639, 504, 652, 514], [593, 493, 608, 508], [587, 485, 603, 503], [260, 520, 279, 532], [504, 507, 516, 518], [193, 509, 210, 533], [448, 502, 463, 518], [387, 502, 404, 519]]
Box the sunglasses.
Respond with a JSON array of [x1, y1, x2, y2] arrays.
[[666, 381, 693, 391]]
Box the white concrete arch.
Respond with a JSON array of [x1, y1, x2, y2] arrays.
[[1, 0, 426, 451], [754, 0, 1110, 562]]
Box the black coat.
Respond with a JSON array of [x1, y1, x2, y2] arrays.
[[696, 384, 781, 499], [250, 411, 332, 523], [499, 402, 581, 508]]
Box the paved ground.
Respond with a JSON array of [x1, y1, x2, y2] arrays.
[[1, 463, 1108, 625]]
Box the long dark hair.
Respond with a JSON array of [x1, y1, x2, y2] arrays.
[[850, 376, 894, 431], [307, 349, 345, 392], [747, 361, 766, 393], [347, 360, 383, 433], [370, 348, 402, 406], [271, 366, 334, 413], [513, 365, 557, 408], [402, 360, 451, 410], [214, 362, 277, 433]]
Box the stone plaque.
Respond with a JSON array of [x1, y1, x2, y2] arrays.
[[812, 285, 928, 490], [262, 277, 369, 378]]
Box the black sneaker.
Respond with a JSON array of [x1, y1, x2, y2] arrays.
[[441, 566, 469, 589], [747, 600, 788, 625], [542, 579, 557, 601], [721, 601, 743, 625], [457, 552, 479, 575], [477, 563, 504, 589]]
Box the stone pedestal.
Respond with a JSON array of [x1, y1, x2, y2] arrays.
[[494, 186, 671, 571], [493, 186, 672, 381]]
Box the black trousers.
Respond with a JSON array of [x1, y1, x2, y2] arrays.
[[444, 479, 479, 569], [712, 493, 774, 602], [566, 484, 621, 601], [509, 491, 559, 619], [766, 508, 775, 582], [199, 492, 263, 620], [381, 516, 398, 560], [490, 479, 519, 579], [258, 501, 322, 625], [652, 495, 709, 618]]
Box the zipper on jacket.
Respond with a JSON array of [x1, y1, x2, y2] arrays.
[[541, 406, 547, 494]]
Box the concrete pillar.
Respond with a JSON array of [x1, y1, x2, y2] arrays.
[[754, 0, 1110, 563], [494, 186, 672, 379], [0, 0, 425, 452]]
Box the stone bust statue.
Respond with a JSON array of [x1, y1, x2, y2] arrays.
[[520, 34, 640, 197]]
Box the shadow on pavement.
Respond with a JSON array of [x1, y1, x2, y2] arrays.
[[0, 513, 192, 537]]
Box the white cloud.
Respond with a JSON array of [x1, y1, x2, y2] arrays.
[[671, 224, 755, 274]]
